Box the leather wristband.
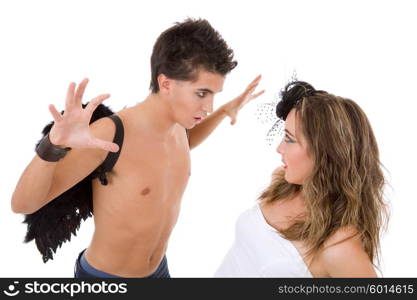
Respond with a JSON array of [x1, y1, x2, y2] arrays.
[[36, 133, 72, 162]]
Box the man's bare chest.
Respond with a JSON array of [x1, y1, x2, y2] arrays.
[[113, 134, 190, 193]]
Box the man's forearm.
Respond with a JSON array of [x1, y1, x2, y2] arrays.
[[11, 155, 57, 214], [188, 105, 227, 149]]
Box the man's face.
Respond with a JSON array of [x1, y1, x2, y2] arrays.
[[168, 69, 225, 129]]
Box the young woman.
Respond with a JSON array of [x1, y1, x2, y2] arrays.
[[215, 81, 388, 277]]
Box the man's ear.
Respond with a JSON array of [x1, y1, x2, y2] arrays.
[[157, 73, 173, 94]]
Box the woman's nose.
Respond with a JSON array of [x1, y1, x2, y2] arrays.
[[277, 140, 284, 154]]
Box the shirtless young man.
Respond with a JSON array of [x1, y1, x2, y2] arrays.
[[11, 19, 264, 278]]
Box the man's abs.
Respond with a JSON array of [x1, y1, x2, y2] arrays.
[[84, 175, 185, 277]]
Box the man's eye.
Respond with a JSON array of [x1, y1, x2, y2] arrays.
[[196, 92, 206, 98]]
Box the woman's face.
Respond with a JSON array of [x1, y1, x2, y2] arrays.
[[277, 108, 314, 185]]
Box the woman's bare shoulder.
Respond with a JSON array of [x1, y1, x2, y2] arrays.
[[318, 226, 377, 277]]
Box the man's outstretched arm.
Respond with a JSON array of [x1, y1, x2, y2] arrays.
[[188, 75, 264, 149], [11, 79, 118, 214]]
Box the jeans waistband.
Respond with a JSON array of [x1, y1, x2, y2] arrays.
[[76, 249, 170, 278]]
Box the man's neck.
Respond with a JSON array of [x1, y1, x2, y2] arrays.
[[131, 93, 179, 139]]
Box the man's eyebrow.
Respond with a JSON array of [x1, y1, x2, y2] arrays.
[[196, 88, 223, 94], [196, 88, 214, 94], [285, 129, 295, 137]]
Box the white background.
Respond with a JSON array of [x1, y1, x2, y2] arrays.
[[1, 0, 416, 277]]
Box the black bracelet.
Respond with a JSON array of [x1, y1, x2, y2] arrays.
[[36, 133, 72, 162]]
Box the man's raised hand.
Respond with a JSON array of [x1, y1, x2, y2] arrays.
[[48, 79, 119, 153]]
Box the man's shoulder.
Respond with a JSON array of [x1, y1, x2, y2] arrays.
[[89, 115, 118, 141], [115, 106, 146, 128]]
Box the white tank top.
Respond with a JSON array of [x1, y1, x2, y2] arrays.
[[215, 203, 313, 277]]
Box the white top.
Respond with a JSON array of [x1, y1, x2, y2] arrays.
[[215, 203, 313, 277]]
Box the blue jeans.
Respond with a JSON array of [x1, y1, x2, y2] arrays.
[[74, 249, 171, 278]]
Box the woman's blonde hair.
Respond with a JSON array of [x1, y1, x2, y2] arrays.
[[260, 81, 388, 266]]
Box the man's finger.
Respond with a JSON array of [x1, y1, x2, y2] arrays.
[[230, 113, 238, 125], [74, 78, 89, 106], [246, 74, 262, 90], [245, 78, 262, 94], [243, 84, 259, 97], [65, 82, 76, 111], [48, 104, 63, 122], [250, 90, 265, 100], [91, 138, 120, 153], [250, 74, 262, 84], [85, 94, 110, 115]]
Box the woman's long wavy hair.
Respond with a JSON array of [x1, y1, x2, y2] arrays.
[[259, 81, 388, 267]]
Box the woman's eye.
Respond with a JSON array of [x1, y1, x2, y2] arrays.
[[284, 135, 295, 143]]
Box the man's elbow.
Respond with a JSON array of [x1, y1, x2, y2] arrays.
[[11, 194, 36, 214]]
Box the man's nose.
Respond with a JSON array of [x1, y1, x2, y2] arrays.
[[202, 98, 213, 113]]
